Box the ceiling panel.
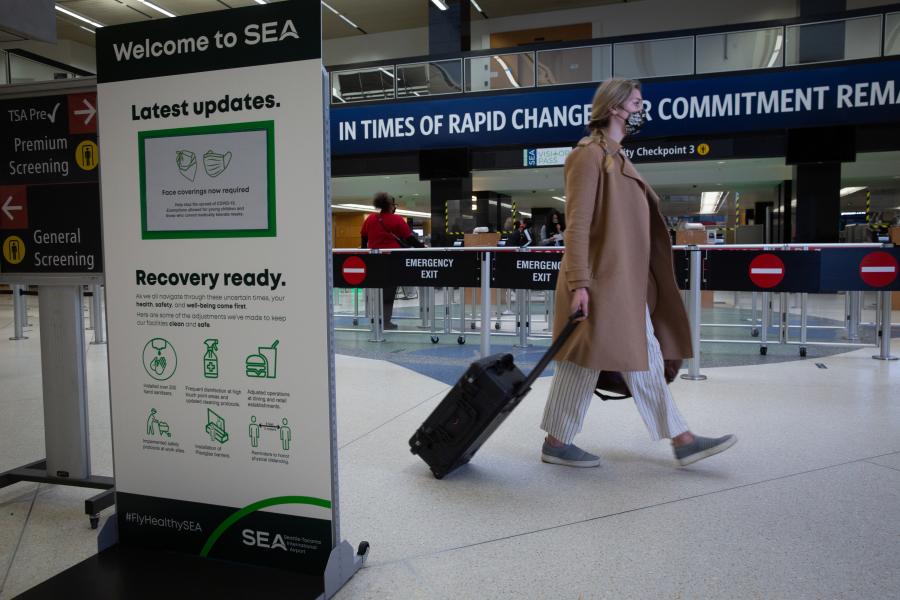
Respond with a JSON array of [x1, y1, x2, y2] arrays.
[[46, 1, 640, 46]]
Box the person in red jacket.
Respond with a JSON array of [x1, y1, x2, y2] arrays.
[[360, 192, 423, 329]]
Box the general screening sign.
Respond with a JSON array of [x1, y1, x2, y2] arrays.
[[331, 58, 900, 154]]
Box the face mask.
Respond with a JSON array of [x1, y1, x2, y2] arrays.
[[623, 107, 647, 136], [175, 150, 197, 182], [203, 150, 232, 178]]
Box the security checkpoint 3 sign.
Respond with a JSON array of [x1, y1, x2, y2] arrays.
[[97, 1, 336, 573]]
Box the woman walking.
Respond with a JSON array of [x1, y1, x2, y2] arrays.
[[540, 78, 736, 468]]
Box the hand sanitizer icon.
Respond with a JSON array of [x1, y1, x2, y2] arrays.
[[204, 339, 219, 379]]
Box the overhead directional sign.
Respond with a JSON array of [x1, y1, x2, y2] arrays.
[[0, 90, 102, 274]]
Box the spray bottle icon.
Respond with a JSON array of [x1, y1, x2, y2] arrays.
[[203, 339, 219, 379]]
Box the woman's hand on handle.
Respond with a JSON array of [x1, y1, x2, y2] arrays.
[[571, 287, 589, 320]]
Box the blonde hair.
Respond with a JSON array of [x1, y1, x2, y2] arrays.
[[587, 78, 641, 170]]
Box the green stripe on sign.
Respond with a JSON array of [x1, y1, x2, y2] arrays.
[[200, 495, 331, 557]]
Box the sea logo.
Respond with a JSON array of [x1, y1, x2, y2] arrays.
[[242, 528, 287, 551], [526, 148, 537, 167]]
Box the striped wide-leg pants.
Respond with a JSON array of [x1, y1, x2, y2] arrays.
[[540, 306, 690, 444]]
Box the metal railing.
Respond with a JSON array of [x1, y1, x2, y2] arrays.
[[330, 8, 896, 104]]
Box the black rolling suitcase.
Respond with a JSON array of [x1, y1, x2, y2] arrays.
[[409, 311, 582, 479]]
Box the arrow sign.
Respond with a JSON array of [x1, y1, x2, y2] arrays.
[[748, 253, 785, 288], [341, 256, 367, 286], [74, 98, 96, 125], [859, 251, 899, 287], [2, 195, 23, 221], [0, 186, 28, 230]]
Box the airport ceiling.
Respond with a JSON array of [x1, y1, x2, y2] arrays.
[[52, 0, 637, 47], [331, 153, 900, 217]]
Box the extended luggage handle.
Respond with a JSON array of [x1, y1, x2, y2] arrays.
[[516, 310, 584, 396]]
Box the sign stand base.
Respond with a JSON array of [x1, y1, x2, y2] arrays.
[[13, 514, 368, 600], [0, 459, 114, 529]]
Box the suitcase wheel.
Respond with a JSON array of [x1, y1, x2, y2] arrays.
[[457, 336, 465, 345], [430, 336, 439, 344], [431, 469, 445, 479]]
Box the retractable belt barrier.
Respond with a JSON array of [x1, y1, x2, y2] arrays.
[[333, 244, 897, 368], [672, 246, 900, 292]]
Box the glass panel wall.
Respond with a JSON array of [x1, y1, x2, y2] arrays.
[[331, 66, 395, 103], [397, 59, 462, 98], [8, 53, 74, 84], [537, 45, 611, 86], [884, 12, 900, 56], [696, 27, 784, 74], [785, 15, 882, 65], [613, 36, 694, 79], [466, 52, 535, 92]]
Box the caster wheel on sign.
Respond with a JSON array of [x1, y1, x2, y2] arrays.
[[432, 470, 445, 479], [430, 336, 439, 344], [800, 347, 807, 357], [751, 328, 760, 337], [457, 336, 465, 345], [494, 323, 501, 330], [352, 318, 359, 326], [357, 541, 370, 557], [760, 346, 767, 356], [90, 516, 99, 530]]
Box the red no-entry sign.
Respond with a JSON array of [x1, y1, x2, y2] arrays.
[[341, 256, 367, 285], [748, 254, 785, 288], [859, 251, 899, 287]]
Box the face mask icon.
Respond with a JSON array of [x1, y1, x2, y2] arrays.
[[203, 150, 232, 178], [175, 150, 197, 182]]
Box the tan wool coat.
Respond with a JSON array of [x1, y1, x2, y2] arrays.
[[553, 136, 693, 372]]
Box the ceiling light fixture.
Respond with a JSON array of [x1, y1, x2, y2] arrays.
[[378, 67, 395, 79], [552, 196, 566, 203], [55, 5, 104, 28], [699, 191, 725, 214], [253, 0, 268, 4], [80, 26, 96, 34], [321, 2, 340, 15], [470, 0, 487, 17], [839, 186, 866, 197], [431, 0, 449, 10], [138, 1, 176, 18]]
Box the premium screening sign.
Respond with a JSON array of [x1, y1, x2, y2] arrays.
[[96, 1, 337, 573]]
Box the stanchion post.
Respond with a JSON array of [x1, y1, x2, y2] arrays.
[[760, 291, 770, 353], [514, 289, 531, 348], [800, 293, 808, 356], [480, 252, 491, 358], [9, 284, 28, 341], [22, 288, 31, 327], [847, 290, 860, 341], [86, 287, 96, 331], [779, 292, 788, 345], [91, 284, 107, 345], [873, 290, 897, 361], [681, 247, 706, 381]]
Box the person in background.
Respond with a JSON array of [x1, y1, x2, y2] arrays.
[[540, 78, 736, 468], [360, 192, 424, 330], [540, 209, 565, 246], [508, 219, 533, 247]]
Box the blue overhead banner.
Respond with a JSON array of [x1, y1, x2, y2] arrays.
[[331, 58, 900, 155]]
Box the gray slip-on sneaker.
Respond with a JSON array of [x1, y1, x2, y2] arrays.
[[541, 441, 601, 467], [673, 434, 737, 467]]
